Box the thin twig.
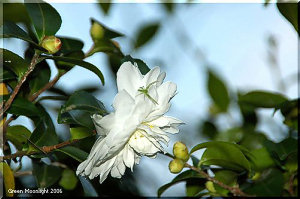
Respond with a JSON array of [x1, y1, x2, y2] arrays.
[[163, 152, 253, 197], [0, 138, 82, 161], [0, 52, 40, 119], [14, 171, 33, 177], [28, 73, 65, 102]]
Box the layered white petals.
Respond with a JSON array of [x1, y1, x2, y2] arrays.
[[77, 61, 183, 183]]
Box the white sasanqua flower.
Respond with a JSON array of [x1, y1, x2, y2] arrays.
[[76, 61, 183, 183]]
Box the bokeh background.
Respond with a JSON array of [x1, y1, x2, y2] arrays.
[[3, 1, 298, 196]]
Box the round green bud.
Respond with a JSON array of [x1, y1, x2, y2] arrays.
[[205, 181, 216, 193], [90, 22, 104, 41], [173, 141, 189, 162], [168, 159, 184, 174], [41, 36, 61, 54]]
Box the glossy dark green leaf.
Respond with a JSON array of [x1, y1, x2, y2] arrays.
[[186, 179, 206, 196], [264, 137, 297, 161], [244, 168, 284, 196], [29, 104, 58, 148], [1, 48, 29, 79], [0, 69, 16, 82], [135, 23, 160, 49], [58, 37, 84, 55], [6, 97, 40, 116], [190, 141, 251, 172], [239, 90, 287, 108], [1, 21, 43, 50], [54, 51, 85, 72], [33, 162, 62, 188], [79, 176, 98, 197], [59, 169, 78, 190], [250, 147, 275, 171], [6, 125, 31, 150], [90, 18, 123, 40], [56, 146, 88, 162], [58, 91, 106, 129], [24, 0, 62, 41], [207, 70, 230, 112], [29, 60, 51, 95], [70, 127, 94, 140], [277, 3, 298, 35], [121, 55, 150, 75], [3, 3, 31, 25], [157, 170, 204, 197], [41, 55, 105, 85]]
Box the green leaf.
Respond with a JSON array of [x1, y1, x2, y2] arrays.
[[58, 37, 84, 55], [1, 21, 43, 50], [190, 141, 251, 172], [33, 162, 62, 188], [70, 127, 94, 140], [59, 169, 78, 190], [264, 137, 297, 161], [240, 132, 267, 150], [97, 2, 111, 15], [6, 97, 40, 117], [0, 69, 16, 82], [90, 18, 123, 40], [250, 147, 275, 171], [1, 48, 29, 79], [24, 0, 62, 41], [277, 3, 298, 35], [57, 146, 88, 162], [214, 170, 238, 195], [279, 99, 298, 130], [87, 39, 121, 58], [238, 90, 288, 108], [207, 70, 230, 112], [200, 120, 218, 139], [58, 91, 106, 129], [121, 55, 150, 75], [6, 125, 31, 150], [157, 170, 204, 197], [186, 179, 206, 196], [244, 168, 284, 196], [135, 23, 160, 49], [215, 127, 243, 143], [0, 162, 15, 197], [29, 60, 51, 95], [29, 104, 58, 148], [79, 176, 98, 197], [3, 3, 31, 25], [41, 55, 105, 85]]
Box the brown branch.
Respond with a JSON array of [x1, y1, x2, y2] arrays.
[[0, 138, 81, 161], [163, 152, 253, 197], [28, 72, 65, 102], [14, 171, 33, 177], [0, 52, 40, 119]]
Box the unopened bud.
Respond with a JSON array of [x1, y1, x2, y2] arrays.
[[41, 36, 61, 54], [169, 159, 184, 174], [90, 21, 104, 41], [205, 181, 216, 193], [173, 141, 189, 162]]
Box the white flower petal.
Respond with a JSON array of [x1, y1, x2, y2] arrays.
[[157, 72, 166, 86], [117, 62, 143, 97], [143, 66, 160, 87], [123, 144, 135, 171]]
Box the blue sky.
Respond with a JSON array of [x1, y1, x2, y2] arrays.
[[4, 2, 298, 196]]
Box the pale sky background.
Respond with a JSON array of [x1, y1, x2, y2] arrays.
[[3, 2, 298, 196]]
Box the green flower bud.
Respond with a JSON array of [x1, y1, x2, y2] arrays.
[[205, 181, 216, 193], [168, 159, 184, 174], [90, 21, 104, 41], [41, 36, 61, 54], [173, 141, 189, 162]]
